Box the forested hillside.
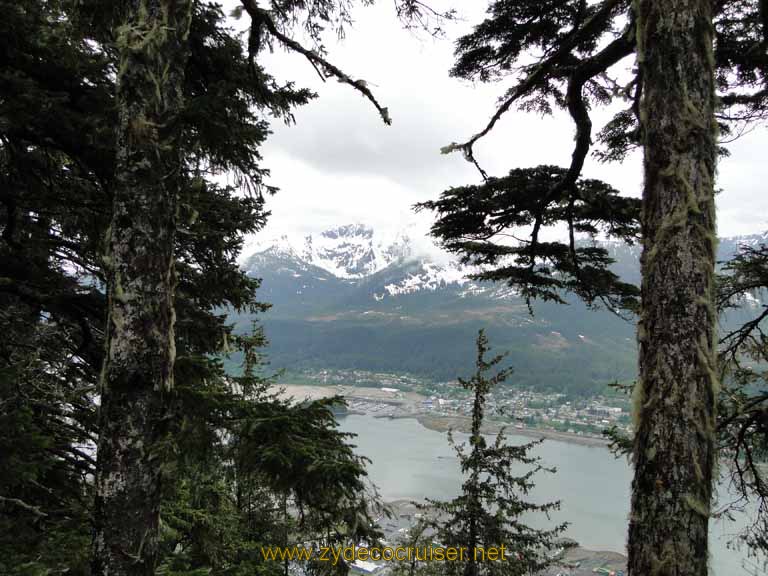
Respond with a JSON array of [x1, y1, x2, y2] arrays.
[[232, 227, 766, 393]]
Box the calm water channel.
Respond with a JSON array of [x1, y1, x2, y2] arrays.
[[339, 414, 762, 575]]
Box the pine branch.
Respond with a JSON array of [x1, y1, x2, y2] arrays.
[[0, 496, 49, 518], [441, 0, 628, 166], [239, 0, 392, 125]]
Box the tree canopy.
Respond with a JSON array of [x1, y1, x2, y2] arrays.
[[419, 0, 766, 313], [417, 0, 766, 571], [0, 1, 387, 574], [412, 331, 567, 576]]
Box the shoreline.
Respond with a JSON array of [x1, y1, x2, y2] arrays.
[[389, 413, 613, 449], [272, 383, 615, 449], [418, 414, 612, 448]]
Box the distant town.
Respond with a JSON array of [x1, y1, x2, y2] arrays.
[[277, 369, 633, 441]]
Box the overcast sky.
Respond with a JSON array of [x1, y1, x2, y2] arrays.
[[228, 0, 768, 253]]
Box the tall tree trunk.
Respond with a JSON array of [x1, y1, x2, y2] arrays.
[[92, 2, 191, 575], [628, 1, 718, 575]]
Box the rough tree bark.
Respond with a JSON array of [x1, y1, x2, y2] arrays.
[[92, 1, 192, 575], [628, 1, 718, 575]]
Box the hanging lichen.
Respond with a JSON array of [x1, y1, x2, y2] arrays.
[[628, 1, 719, 575], [93, 1, 193, 575]]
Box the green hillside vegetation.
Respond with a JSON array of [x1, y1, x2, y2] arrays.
[[232, 235, 766, 396]]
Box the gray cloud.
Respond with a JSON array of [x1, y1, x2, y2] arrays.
[[224, 0, 768, 243]]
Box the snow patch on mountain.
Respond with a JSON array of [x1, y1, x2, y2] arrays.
[[245, 223, 414, 279], [301, 224, 411, 278], [239, 226, 768, 313], [727, 231, 768, 247], [381, 261, 470, 296]]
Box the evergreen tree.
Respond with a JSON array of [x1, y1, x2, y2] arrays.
[[0, 1, 386, 575], [419, 0, 765, 313], [87, 1, 394, 574], [627, 2, 719, 575], [416, 166, 642, 312], [92, 2, 194, 573], [418, 330, 567, 576], [417, 1, 765, 572], [156, 331, 384, 576], [1, 3, 117, 572]]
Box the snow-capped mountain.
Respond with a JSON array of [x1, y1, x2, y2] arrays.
[[246, 224, 413, 279], [376, 260, 469, 298], [242, 224, 486, 306], [243, 225, 768, 304], [235, 223, 641, 389], [233, 226, 768, 390]]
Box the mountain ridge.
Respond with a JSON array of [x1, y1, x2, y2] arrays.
[[231, 225, 767, 394]]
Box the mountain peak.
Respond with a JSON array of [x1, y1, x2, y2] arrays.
[[320, 223, 374, 240], [245, 227, 768, 282], [302, 224, 410, 278], [246, 224, 413, 279]]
